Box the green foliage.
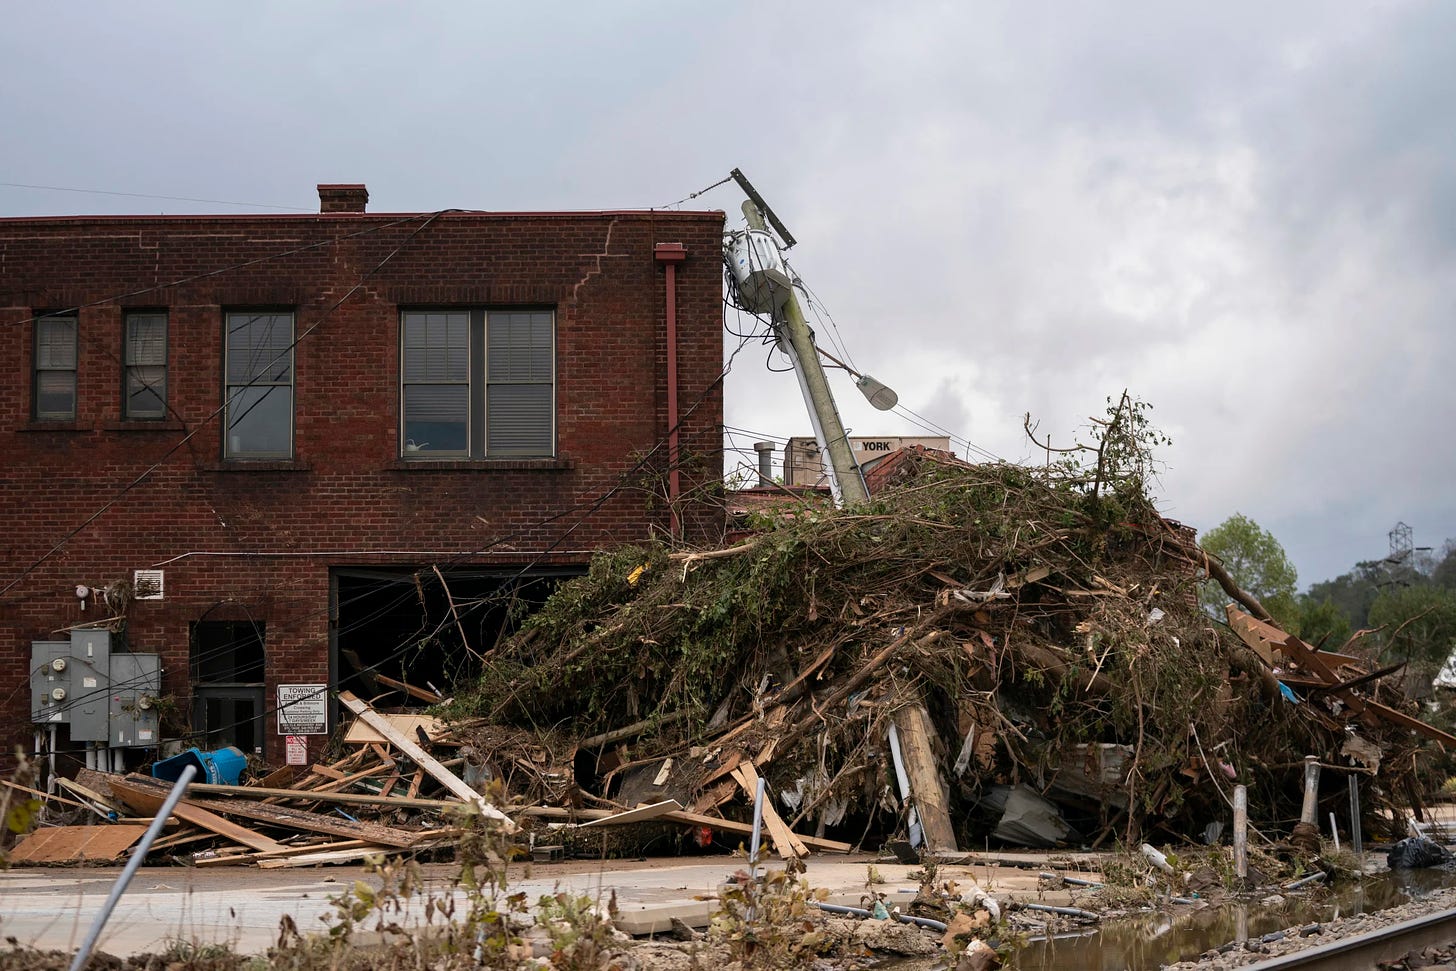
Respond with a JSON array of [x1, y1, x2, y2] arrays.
[[1304, 559, 1387, 632], [1089, 392, 1172, 497], [1369, 584, 1456, 684], [1296, 595, 1352, 648], [1198, 513, 1299, 629]]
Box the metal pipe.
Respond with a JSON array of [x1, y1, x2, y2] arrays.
[[748, 777, 766, 873], [1040, 872, 1103, 888], [1283, 871, 1327, 891], [68, 763, 197, 971], [1021, 902, 1100, 921], [1234, 784, 1249, 885], [654, 242, 686, 539], [811, 901, 949, 933], [754, 441, 775, 487], [1349, 774, 1364, 857], [1300, 755, 1321, 825]]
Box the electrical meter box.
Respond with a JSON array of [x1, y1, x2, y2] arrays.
[[108, 653, 162, 748], [30, 641, 73, 725], [67, 629, 112, 741]]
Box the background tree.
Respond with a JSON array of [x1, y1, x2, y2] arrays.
[[1368, 584, 1456, 695], [1304, 560, 1387, 632], [1296, 595, 1352, 647], [1199, 513, 1300, 630]]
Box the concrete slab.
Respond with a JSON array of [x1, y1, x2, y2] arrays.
[[0, 851, 1108, 956]]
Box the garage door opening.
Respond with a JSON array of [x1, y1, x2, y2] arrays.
[[331, 566, 579, 706]]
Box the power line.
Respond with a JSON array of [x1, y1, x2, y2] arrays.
[[0, 181, 316, 211]]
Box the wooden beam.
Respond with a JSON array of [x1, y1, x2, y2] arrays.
[[894, 702, 959, 854], [114, 775, 428, 847], [186, 782, 459, 811], [339, 690, 514, 830], [519, 805, 852, 853], [731, 764, 808, 858], [374, 672, 443, 703], [109, 778, 287, 853], [580, 800, 683, 828]]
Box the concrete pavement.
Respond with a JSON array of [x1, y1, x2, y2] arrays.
[[0, 852, 1100, 957]]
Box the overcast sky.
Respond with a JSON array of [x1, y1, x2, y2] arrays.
[[3, 1, 1452, 587]]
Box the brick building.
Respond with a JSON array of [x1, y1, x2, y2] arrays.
[[0, 184, 725, 770]]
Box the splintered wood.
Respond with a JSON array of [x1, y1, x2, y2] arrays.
[[22, 693, 481, 868]]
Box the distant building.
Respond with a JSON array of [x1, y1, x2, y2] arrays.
[[0, 183, 725, 770], [782, 435, 953, 489]]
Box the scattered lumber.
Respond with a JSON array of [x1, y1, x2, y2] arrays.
[[339, 690, 513, 830], [8, 824, 149, 864], [109, 777, 288, 853]]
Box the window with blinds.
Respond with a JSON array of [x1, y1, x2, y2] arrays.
[[224, 311, 294, 458], [34, 314, 78, 420], [400, 309, 554, 459], [124, 311, 168, 420]]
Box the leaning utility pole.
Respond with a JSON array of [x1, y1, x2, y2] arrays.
[[738, 200, 869, 507]]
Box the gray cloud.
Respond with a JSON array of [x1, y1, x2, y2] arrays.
[[2, 0, 1452, 583]]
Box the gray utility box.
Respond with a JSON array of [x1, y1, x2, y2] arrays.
[[29, 629, 113, 741], [108, 653, 162, 748], [68, 629, 112, 741], [29, 641, 72, 725]]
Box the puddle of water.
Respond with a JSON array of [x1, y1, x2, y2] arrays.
[[1009, 868, 1456, 970]]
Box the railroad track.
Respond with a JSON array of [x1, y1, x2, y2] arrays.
[[1242, 905, 1456, 970]]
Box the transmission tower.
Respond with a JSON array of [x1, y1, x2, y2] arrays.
[[1385, 521, 1433, 584]]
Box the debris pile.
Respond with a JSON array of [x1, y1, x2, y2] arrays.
[[446, 453, 1452, 853], [7, 453, 1454, 870], [4, 692, 470, 867]]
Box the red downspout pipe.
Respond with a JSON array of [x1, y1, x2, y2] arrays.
[[654, 243, 687, 540]]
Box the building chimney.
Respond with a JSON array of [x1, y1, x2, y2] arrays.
[[754, 441, 776, 487], [317, 184, 369, 213]]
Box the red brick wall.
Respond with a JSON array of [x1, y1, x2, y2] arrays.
[[0, 209, 725, 767]]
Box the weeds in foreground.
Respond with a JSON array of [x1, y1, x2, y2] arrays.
[[709, 865, 833, 968]]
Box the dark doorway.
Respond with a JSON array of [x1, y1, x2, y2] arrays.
[[190, 619, 266, 754], [330, 566, 580, 706]]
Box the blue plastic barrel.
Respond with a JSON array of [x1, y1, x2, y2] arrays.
[[151, 745, 247, 785]]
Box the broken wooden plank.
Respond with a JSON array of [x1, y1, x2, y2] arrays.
[[663, 808, 850, 853], [109, 778, 287, 853], [253, 765, 298, 789], [258, 845, 401, 869], [338, 690, 514, 829], [518, 806, 852, 853], [731, 764, 810, 858], [194, 837, 383, 867], [312, 760, 397, 795], [374, 672, 444, 703], [8, 824, 149, 864], [344, 711, 448, 747], [894, 702, 960, 854], [1228, 607, 1456, 748], [1, 779, 97, 815], [185, 782, 457, 810], [690, 779, 737, 814], [114, 775, 427, 848], [579, 800, 683, 828], [651, 758, 675, 787]]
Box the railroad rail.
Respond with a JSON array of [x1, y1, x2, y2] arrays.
[[1242, 905, 1456, 970]]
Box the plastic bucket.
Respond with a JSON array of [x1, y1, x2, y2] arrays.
[[151, 745, 247, 785]]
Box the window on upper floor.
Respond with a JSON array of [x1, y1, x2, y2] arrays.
[[123, 311, 168, 420], [224, 311, 294, 459], [400, 309, 555, 459], [33, 314, 78, 421]]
